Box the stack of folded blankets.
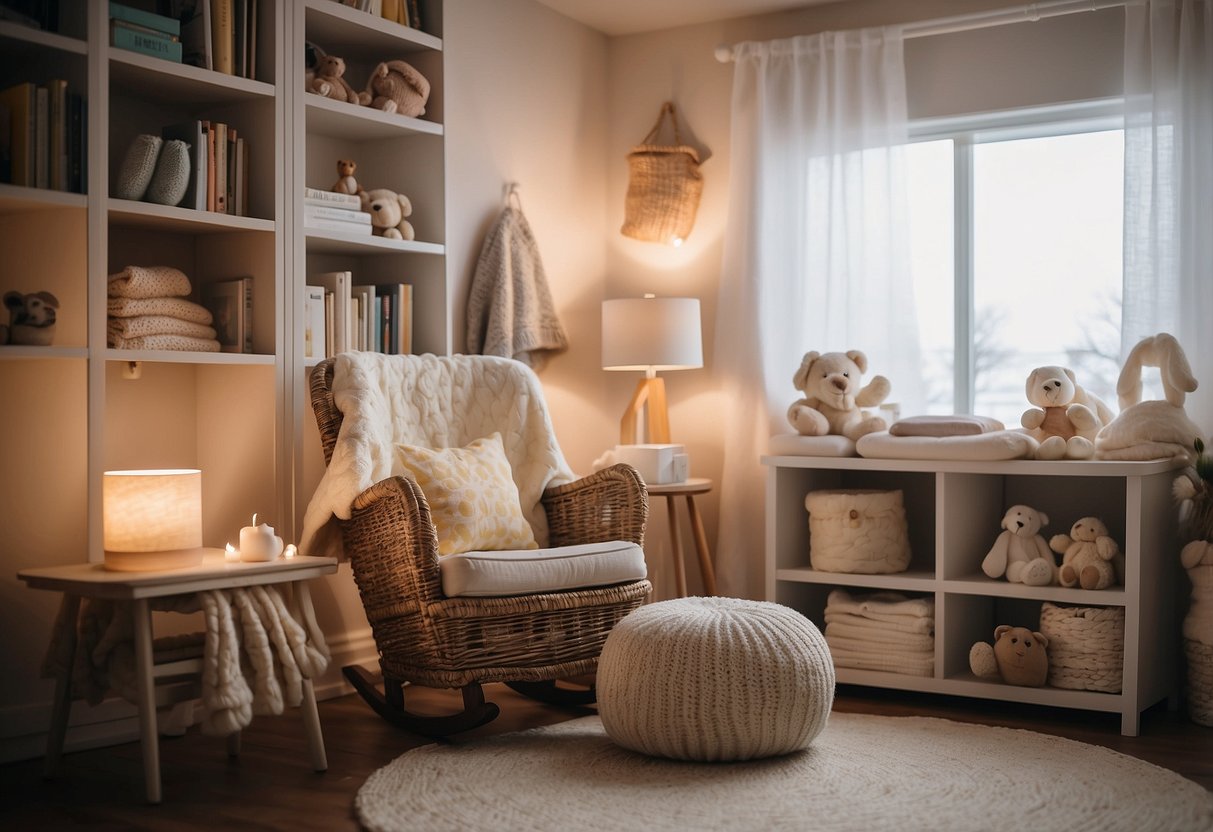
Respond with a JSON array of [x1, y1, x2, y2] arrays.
[[823, 588, 935, 677], [108, 265, 220, 352]]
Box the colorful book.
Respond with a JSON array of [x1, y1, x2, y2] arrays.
[[304, 186, 361, 207], [110, 2, 181, 36], [110, 22, 184, 62], [161, 120, 207, 211], [0, 83, 34, 186]]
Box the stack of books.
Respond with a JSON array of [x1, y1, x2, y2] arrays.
[[303, 187, 372, 236], [305, 270, 413, 359], [158, 119, 248, 215], [178, 0, 260, 79], [110, 3, 183, 63], [0, 80, 86, 192], [347, 0, 424, 30]]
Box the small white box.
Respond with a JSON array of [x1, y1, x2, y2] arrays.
[[615, 443, 687, 484]]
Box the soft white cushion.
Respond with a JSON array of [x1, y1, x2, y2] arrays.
[[856, 429, 1038, 460], [439, 540, 647, 597], [768, 433, 857, 457]]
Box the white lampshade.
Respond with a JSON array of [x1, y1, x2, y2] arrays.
[[602, 296, 703, 372], [103, 469, 205, 571]]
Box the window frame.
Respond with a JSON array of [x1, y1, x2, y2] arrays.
[[907, 97, 1125, 414]]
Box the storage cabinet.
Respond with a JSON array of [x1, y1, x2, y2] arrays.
[[764, 454, 1185, 735]]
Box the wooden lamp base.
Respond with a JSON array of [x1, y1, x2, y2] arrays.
[[620, 376, 671, 445]]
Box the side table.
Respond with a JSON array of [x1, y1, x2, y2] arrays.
[[18, 553, 338, 803], [645, 477, 717, 597]]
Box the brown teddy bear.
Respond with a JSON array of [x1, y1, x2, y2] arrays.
[[311, 55, 370, 106], [360, 188, 414, 240], [969, 625, 1050, 687], [3, 290, 59, 345], [1049, 516, 1123, 590], [332, 159, 362, 196], [363, 60, 430, 117]]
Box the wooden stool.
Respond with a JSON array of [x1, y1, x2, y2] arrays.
[[645, 477, 717, 597]]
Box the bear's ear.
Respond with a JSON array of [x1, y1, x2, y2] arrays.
[[1037, 511, 1049, 527], [4, 291, 24, 311], [846, 350, 868, 373], [994, 624, 1012, 641], [397, 194, 412, 216], [1031, 631, 1048, 649], [1063, 367, 1076, 384], [793, 352, 820, 391]]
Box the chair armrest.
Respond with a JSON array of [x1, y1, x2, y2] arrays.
[[344, 476, 445, 620], [542, 464, 648, 548]]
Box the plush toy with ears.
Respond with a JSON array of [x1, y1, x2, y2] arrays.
[[1049, 516, 1123, 590], [970, 625, 1050, 687], [787, 350, 891, 440], [360, 188, 415, 240], [1020, 365, 1113, 460], [2, 290, 59, 345], [981, 504, 1056, 586]]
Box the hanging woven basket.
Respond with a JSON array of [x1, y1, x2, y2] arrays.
[[621, 102, 703, 245]]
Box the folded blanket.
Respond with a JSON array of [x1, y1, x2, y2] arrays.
[[108, 315, 217, 341], [108, 265, 192, 299], [823, 610, 936, 635], [824, 621, 935, 650], [109, 333, 221, 352], [826, 588, 934, 620], [108, 296, 213, 324], [826, 642, 935, 677]]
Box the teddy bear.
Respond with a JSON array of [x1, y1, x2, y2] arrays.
[[1020, 365, 1114, 460], [332, 159, 362, 196], [360, 188, 415, 240], [981, 504, 1056, 586], [969, 625, 1050, 687], [310, 55, 370, 106], [787, 350, 891, 440], [1049, 516, 1123, 590], [2, 290, 59, 346], [363, 60, 431, 118]]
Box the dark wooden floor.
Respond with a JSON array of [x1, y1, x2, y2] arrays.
[[3, 683, 1211, 831]]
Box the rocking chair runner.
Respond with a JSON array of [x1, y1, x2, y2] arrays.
[[308, 356, 652, 735]]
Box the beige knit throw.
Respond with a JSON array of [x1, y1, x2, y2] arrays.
[[107, 296, 214, 324], [465, 203, 568, 369], [107, 265, 193, 299]]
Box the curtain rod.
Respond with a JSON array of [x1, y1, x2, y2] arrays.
[[714, 0, 1129, 62]]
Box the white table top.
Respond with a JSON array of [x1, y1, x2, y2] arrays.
[[17, 552, 338, 601], [645, 477, 712, 495]]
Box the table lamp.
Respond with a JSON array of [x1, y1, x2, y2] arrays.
[[602, 294, 702, 444], [103, 469, 208, 571]]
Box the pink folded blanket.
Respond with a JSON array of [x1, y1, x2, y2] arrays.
[[108, 265, 192, 299], [108, 315, 217, 341], [108, 296, 213, 324], [109, 333, 221, 352]]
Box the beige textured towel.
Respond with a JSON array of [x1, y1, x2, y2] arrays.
[[109, 333, 221, 352], [108, 315, 217, 341], [826, 588, 935, 620], [108, 265, 192, 299], [824, 621, 935, 649], [823, 610, 936, 635], [108, 296, 213, 324], [465, 203, 567, 370]]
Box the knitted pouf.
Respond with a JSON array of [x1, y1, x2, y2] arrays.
[[597, 597, 835, 762]]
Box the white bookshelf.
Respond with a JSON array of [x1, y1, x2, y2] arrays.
[[764, 454, 1185, 735]]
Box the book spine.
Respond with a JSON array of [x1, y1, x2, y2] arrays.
[[110, 23, 184, 62], [204, 121, 216, 212], [214, 0, 234, 75], [109, 1, 181, 36], [180, 0, 213, 70], [380, 295, 390, 354], [303, 217, 372, 234], [34, 86, 47, 189], [214, 122, 227, 213], [242, 277, 253, 353], [227, 127, 236, 215], [66, 93, 82, 193], [303, 186, 361, 207], [48, 80, 66, 191], [303, 204, 370, 223]]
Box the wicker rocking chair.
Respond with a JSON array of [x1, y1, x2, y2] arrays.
[[309, 356, 652, 736]]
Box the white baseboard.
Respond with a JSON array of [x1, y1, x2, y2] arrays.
[[0, 627, 381, 765]]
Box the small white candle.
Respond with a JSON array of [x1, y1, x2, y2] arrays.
[[283, 543, 297, 559], [224, 543, 240, 562], [239, 513, 283, 562]]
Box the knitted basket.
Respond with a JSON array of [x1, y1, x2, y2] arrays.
[[806, 489, 911, 574], [597, 597, 835, 761], [620, 102, 703, 245], [1040, 602, 1125, 693]]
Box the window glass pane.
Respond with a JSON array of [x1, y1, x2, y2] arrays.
[[906, 139, 955, 414], [972, 130, 1124, 425]]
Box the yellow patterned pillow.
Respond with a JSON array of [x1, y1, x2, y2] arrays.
[[395, 432, 538, 557]]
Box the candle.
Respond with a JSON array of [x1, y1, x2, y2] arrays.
[[239, 513, 283, 562], [224, 543, 240, 562]]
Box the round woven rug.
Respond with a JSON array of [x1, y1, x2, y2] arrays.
[[356, 713, 1213, 832]]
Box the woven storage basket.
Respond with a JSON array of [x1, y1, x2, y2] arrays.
[[1185, 639, 1213, 726], [1040, 602, 1125, 693], [620, 102, 703, 245], [805, 489, 910, 574]]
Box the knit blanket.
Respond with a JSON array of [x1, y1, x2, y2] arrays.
[[108, 296, 214, 324], [108, 332, 222, 352], [108, 265, 192, 299], [825, 644, 935, 677], [108, 315, 217, 341], [823, 610, 935, 635], [465, 204, 568, 369], [823, 622, 935, 650], [826, 588, 934, 621], [42, 588, 329, 737], [299, 352, 575, 559]]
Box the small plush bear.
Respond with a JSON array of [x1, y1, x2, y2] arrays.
[[969, 625, 1050, 687], [310, 55, 370, 106], [364, 60, 430, 117], [360, 188, 415, 240], [1021, 365, 1114, 460], [1049, 516, 1123, 590], [332, 159, 362, 196], [981, 504, 1056, 586], [3, 290, 59, 346], [787, 350, 891, 440]]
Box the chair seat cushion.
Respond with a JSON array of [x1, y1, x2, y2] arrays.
[[439, 540, 647, 597]]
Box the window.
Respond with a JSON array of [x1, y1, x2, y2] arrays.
[[906, 103, 1125, 426]]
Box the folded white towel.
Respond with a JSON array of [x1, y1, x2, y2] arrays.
[[108, 265, 192, 299], [109, 333, 221, 352], [108, 315, 217, 341], [826, 643, 935, 677], [827, 588, 935, 620], [108, 296, 214, 324], [823, 610, 936, 635], [824, 622, 935, 650]]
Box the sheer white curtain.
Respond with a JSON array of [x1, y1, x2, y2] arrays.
[[1122, 0, 1213, 433], [714, 28, 922, 599]]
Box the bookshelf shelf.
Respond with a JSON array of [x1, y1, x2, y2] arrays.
[[0, 21, 88, 55], [103, 349, 276, 367], [0, 184, 88, 214], [0, 346, 88, 361], [107, 199, 276, 233], [108, 50, 276, 105], [304, 0, 443, 54], [303, 229, 445, 256], [305, 95, 443, 140]]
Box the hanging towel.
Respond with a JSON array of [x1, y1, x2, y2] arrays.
[[465, 190, 568, 369]]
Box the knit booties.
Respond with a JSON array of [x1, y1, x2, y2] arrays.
[[114, 134, 163, 201], [145, 139, 191, 206]]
